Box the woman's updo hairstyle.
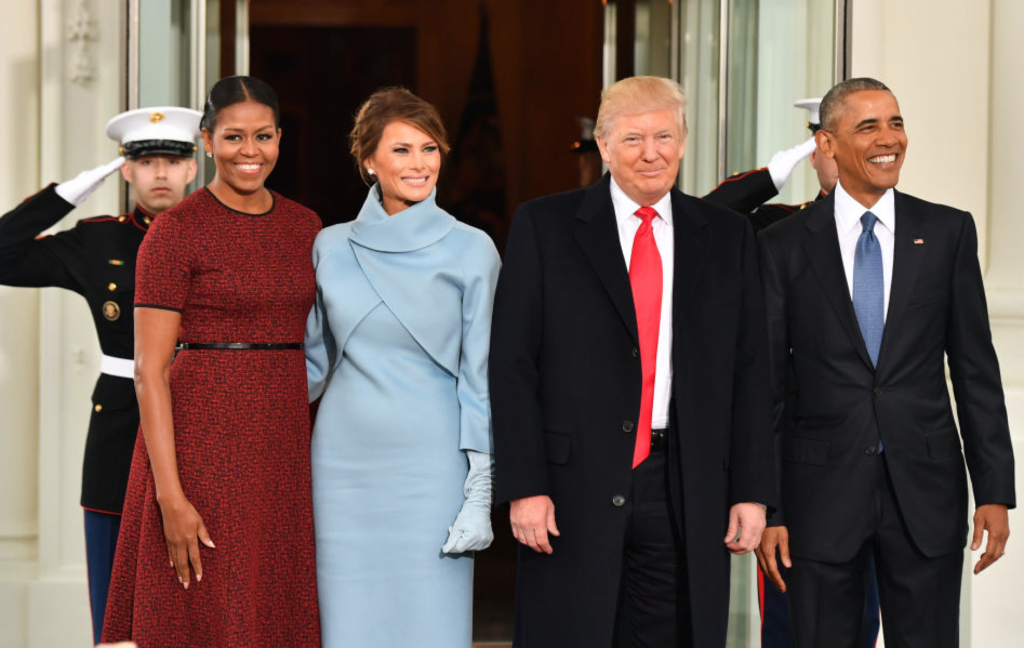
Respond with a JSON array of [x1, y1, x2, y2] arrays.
[[349, 87, 450, 187], [200, 76, 280, 132]]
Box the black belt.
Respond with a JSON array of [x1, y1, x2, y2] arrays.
[[650, 428, 668, 452], [175, 342, 304, 350]]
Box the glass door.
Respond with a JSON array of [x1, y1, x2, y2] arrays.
[[125, 0, 249, 201], [604, 1, 845, 645]]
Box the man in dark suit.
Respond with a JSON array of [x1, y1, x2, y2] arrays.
[[755, 78, 1015, 647], [490, 75, 775, 647]]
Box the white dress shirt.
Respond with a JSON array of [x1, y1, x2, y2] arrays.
[[610, 178, 674, 430], [833, 181, 895, 321]]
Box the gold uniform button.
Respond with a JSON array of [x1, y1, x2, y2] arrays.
[[143, 216, 152, 225], [118, 215, 127, 223], [108, 282, 117, 291], [94, 404, 103, 412]]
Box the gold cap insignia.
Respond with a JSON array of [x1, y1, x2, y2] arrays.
[[149, 111, 166, 123], [102, 301, 121, 321]]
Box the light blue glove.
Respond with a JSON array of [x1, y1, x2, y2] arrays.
[[55, 156, 125, 206], [441, 450, 494, 554]]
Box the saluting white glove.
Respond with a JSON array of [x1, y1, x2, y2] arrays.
[[55, 156, 126, 206], [441, 450, 494, 554], [767, 136, 817, 192]]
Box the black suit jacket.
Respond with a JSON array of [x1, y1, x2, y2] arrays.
[[758, 190, 1015, 563], [490, 174, 775, 647], [0, 184, 149, 514]]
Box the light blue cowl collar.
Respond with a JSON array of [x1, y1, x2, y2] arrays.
[[349, 185, 455, 252], [343, 185, 463, 376]]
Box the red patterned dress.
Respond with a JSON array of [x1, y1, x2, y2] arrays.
[[102, 188, 321, 647]]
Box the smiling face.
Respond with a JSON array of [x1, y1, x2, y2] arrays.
[[817, 90, 907, 207], [121, 155, 197, 215], [596, 108, 686, 206], [202, 100, 280, 202], [365, 120, 441, 215]]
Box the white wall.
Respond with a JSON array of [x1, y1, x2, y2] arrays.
[[0, 2, 42, 647], [851, 1, 1024, 646], [0, 1, 124, 646]]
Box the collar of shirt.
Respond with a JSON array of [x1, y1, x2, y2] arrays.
[[833, 180, 895, 237], [609, 176, 674, 229]]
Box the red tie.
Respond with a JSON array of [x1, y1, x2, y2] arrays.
[[630, 206, 662, 468]]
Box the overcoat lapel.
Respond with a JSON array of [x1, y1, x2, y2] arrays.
[[573, 176, 639, 344], [801, 195, 875, 370], [671, 191, 710, 305], [877, 190, 926, 371]]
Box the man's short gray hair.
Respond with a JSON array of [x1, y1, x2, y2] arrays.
[[594, 76, 688, 140], [819, 78, 892, 132]]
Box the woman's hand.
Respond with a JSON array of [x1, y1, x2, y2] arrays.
[[158, 494, 215, 589]]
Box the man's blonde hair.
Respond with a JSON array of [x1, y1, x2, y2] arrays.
[[594, 76, 688, 140]]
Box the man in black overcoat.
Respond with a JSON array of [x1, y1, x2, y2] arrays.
[[490, 75, 776, 647]]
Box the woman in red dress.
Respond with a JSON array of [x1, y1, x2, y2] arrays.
[[102, 76, 321, 647]]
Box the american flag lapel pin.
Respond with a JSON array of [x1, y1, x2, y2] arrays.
[[913, 238, 924, 245]]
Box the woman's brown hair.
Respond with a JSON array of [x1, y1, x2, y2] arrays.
[[350, 87, 451, 186]]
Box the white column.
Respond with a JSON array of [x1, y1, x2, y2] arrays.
[[0, 2, 42, 647], [25, 1, 123, 646], [850, 1, 1023, 646], [974, 1, 1024, 647]]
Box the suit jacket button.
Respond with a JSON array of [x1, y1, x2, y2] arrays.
[[865, 445, 878, 455], [612, 495, 626, 507], [632, 346, 639, 358], [622, 421, 634, 433], [873, 387, 884, 396]]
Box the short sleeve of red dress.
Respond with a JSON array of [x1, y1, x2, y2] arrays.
[[134, 208, 192, 312]]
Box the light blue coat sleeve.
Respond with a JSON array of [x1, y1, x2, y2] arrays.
[[455, 230, 501, 453], [305, 243, 337, 403]]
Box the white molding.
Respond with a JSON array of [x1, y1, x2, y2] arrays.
[[65, 0, 97, 86]]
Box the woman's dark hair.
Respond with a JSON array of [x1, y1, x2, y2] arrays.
[[200, 76, 280, 132], [349, 87, 450, 186]]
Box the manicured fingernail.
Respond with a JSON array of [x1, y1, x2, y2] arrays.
[[197, 574, 202, 582], [183, 581, 189, 590]]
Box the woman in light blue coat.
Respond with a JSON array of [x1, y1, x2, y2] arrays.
[[304, 88, 500, 648]]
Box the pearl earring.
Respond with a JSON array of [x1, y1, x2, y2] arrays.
[[206, 152, 212, 158]]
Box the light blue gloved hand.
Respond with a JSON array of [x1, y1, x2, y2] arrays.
[[441, 450, 494, 554], [55, 156, 126, 206], [767, 136, 817, 191]]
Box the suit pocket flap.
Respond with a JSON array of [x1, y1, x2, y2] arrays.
[[783, 436, 829, 466], [925, 427, 961, 459], [909, 288, 948, 306], [544, 431, 571, 465]]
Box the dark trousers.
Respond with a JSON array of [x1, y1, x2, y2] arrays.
[[788, 457, 963, 648], [614, 448, 691, 648], [759, 552, 880, 648], [84, 509, 121, 646]]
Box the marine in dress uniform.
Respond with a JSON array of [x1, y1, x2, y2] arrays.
[[706, 99, 881, 648], [0, 106, 200, 644]]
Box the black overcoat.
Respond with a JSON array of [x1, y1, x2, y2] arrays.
[[490, 174, 776, 647]]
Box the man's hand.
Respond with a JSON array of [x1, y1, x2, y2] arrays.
[[767, 136, 817, 191], [724, 502, 766, 555], [55, 156, 126, 206], [755, 526, 791, 592], [510, 495, 559, 554], [972, 503, 1010, 574]]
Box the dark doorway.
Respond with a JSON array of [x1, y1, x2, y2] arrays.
[[246, 1, 604, 643], [251, 25, 417, 226]]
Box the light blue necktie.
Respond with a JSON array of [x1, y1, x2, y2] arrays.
[[853, 211, 884, 367]]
